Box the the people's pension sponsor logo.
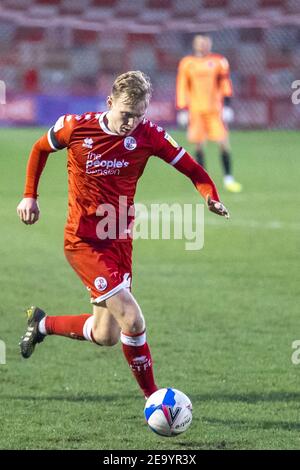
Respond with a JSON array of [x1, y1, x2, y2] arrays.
[[86, 152, 129, 175]]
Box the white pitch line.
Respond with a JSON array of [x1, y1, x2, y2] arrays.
[[205, 218, 300, 231], [135, 213, 300, 231]]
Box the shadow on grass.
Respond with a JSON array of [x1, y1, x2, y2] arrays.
[[203, 416, 300, 432], [0, 394, 138, 403], [175, 439, 247, 450], [190, 391, 300, 404], [2, 391, 299, 437], [188, 391, 300, 434], [3, 390, 300, 405]]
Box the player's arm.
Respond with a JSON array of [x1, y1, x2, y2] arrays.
[[176, 59, 190, 128], [171, 150, 229, 218], [153, 129, 229, 218], [218, 57, 233, 98], [218, 57, 234, 124], [17, 116, 70, 225]]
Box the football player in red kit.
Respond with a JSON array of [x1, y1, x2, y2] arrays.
[[17, 71, 229, 399]]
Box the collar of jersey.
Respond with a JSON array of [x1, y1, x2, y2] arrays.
[[99, 112, 119, 136]]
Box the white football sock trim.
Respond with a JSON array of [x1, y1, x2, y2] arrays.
[[121, 331, 146, 347], [38, 317, 47, 335], [83, 315, 94, 342]]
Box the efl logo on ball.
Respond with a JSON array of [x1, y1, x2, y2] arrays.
[[144, 388, 192, 437]]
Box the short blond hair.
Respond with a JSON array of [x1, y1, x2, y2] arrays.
[[111, 71, 152, 105]]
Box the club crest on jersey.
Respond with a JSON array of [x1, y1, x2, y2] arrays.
[[94, 276, 107, 292], [124, 136, 137, 150], [83, 137, 93, 149]]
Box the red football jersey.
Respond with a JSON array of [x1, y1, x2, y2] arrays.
[[47, 112, 187, 243], [24, 111, 220, 244]]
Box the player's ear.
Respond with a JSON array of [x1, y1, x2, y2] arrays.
[[107, 95, 113, 109]]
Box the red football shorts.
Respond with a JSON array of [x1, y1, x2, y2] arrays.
[[64, 239, 132, 304]]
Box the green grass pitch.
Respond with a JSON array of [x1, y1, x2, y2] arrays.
[[0, 128, 299, 450]]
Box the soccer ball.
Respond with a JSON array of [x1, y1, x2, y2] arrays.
[[144, 388, 192, 437]]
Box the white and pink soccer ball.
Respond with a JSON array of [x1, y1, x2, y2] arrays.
[[144, 388, 192, 437]]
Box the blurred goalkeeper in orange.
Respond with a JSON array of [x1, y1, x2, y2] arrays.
[[176, 34, 242, 193]]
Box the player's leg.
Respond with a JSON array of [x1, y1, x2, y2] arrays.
[[187, 111, 206, 167], [207, 112, 242, 192], [219, 136, 242, 193], [20, 239, 157, 397], [20, 293, 131, 357], [105, 288, 157, 398], [19, 305, 96, 358], [195, 143, 205, 168], [20, 298, 126, 358], [91, 304, 120, 346], [220, 135, 232, 177], [19, 241, 119, 357]]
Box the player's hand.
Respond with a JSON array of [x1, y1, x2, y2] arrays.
[[17, 197, 40, 225], [177, 110, 189, 128], [207, 195, 230, 219], [222, 106, 234, 124]]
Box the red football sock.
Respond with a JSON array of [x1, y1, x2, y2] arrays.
[[121, 330, 158, 398], [45, 314, 93, 341]]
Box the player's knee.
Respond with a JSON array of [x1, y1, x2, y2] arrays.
[[106, 290, 145, 334], [122, 312, 145, 335], [114, 303, 144, 334]]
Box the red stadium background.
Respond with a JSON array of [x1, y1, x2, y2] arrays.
[[0, 0, 299, 128]]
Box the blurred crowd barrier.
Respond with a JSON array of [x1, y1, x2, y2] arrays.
[[1, 0, 300, 128]]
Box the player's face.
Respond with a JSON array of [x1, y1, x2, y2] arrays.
[[193, 36, 212, 56], [107, 94, 148, 136]]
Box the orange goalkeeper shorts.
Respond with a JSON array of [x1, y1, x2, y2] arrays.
[[188, 111, 227, 144], [64, 238, 132, 304]]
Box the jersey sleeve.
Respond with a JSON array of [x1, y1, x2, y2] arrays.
[[151, 125, 219, 202], [218, 57, 233, 98], [172, 152, 220, 202], [151, 125, 186, 165], [23, 134, 52, 198], [47, 114, 77, 151], [23, 114, 77, 198]]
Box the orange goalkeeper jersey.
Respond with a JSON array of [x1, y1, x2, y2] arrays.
[[176, 53, 233, 113]]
